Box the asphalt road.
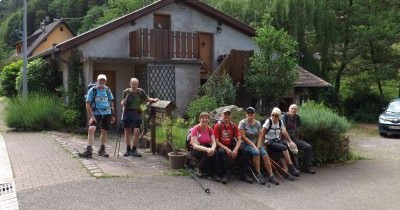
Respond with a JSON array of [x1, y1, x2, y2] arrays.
[[17, 159, 400, 210]]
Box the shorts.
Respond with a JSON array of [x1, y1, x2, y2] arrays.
[[91, 114, 112, 130], [241, 143, 268, 157], [122, 110, 142, 128]]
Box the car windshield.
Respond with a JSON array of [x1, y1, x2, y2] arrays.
[[386, 101, 400, 113]]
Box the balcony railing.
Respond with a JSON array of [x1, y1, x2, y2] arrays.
[[129, 28, 199, 59]]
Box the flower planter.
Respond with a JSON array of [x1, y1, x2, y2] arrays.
[[168, 151, 186, 169]]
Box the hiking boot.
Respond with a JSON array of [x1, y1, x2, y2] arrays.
[[288, 164, 300, 177], [213, 174, 221, 182], [268, 175, 280, 185], [98, 145, 109, 158], [284, 173, 295, 181], [221, 175, 228, 184], [123, 150, 131, 157], [78, 146, 92, 158], [240, 173, 253, 184], [130, 150, 142, 157], [256, 174, 266, 185], [302, 166, 316, 174]]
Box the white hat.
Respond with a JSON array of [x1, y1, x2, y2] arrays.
[[97, 74, 107, 80]]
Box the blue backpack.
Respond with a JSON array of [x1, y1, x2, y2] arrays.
[[85, 82, 111, 112]]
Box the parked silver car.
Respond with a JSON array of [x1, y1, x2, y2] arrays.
[[378, 98, 400, 137]]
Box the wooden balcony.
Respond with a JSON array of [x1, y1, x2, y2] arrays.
[[129, 28, 199, 59]]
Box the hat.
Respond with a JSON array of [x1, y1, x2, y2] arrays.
[[288, 143, 298, 154], [222, 108, 231, 114], [246, 107, 255, 113], [199, 112, 210, 118], [97, 74, 107, 80]]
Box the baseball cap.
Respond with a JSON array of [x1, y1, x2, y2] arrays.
[[222, 108, 231, 114], [246, 107, 255, 113], [97, 74, 107, 80]]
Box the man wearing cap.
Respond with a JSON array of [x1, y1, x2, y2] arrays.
[[79, 74, 115, 158], [281, 104, 315, 174], [121, 78, 158, 157], [213, 108, 244, 184]]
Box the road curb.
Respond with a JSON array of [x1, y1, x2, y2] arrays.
[[0, 133, 19, 210]]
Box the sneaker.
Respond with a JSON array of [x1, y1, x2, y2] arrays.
[[123, 150, 131, 157], [213, 174, 221, 182], [284, 173, 295, 181], [240, 173, 253, 184], [98, 146, 109, 158], [268, 175, 280, 185], [256, 174, 266, 185], [130, 150, 142, 157], [302, 167, 316, 174], [221, 175, 228, 184], [288, 164, 300, 177], [78, 147, 92, 158]]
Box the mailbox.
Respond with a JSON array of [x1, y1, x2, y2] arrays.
[[148, 100, 176, 154]]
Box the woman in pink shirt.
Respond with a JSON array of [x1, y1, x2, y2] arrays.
[[190, 112, 217, 179]]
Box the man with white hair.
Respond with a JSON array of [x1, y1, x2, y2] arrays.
[[79, 74, 115, 158], [282, 104, 315, 174]]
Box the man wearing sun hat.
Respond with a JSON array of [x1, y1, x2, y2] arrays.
[[79, 74, 115, 158]]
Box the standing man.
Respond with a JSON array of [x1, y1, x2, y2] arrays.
[[121, 78, 158, 157], [282, 104, 316, 174], [79, 74, 115, 158]]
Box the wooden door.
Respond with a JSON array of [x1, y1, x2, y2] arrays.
[[93, 70, 116, 97], [198, 33, 213, 77]]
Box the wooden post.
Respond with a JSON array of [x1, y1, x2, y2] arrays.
[[150, 108, 156, 155]]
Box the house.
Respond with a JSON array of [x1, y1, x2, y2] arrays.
[[37, 0, 329, 119], [15, 18, 74, 58], [38, 0, 256, 119]]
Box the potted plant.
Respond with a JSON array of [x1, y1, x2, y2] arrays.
[[162, 117, 187, 169]]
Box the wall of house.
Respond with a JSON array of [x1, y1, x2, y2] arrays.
[[32, 23, 74, 56]]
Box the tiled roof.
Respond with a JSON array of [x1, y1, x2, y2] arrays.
[[57, 0, 255, 51], [294, 66, 331, 87]]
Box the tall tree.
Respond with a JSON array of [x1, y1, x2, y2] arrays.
[[244, 15, 298, 111]]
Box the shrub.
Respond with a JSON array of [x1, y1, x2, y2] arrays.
[[0, 59, 22, 97], [15, 58, 61, 95], [200, 73, 237, 107], [160, 117, 189, 152], [342, 91, 387, 123], [5, 92, 65, 131], [298, 101, 351, 165], [63, 109, 81, 128], [186, 95, 218, 124]]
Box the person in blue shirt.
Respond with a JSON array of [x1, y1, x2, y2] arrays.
[[79, 74, 115, 158]]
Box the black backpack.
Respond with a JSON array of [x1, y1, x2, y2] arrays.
[[266, 118, 282, 134]]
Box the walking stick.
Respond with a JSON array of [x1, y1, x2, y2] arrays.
[[189, 169, 210, 194], [270, 158, 290, 177], [114, 110, 124, 158], [248, 162, 270, 188]]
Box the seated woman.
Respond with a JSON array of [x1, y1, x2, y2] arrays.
[[238, 107, 279, 185], [259, 107, 300, 181], [190, 112, 218, 180]]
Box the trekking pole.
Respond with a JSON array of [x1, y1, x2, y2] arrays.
[[114, 111, 124, 158], [248, 162, 271, 188], [189, 169, 210, 194], [270, 159, 290, 177], [270, 160, 284, 182]]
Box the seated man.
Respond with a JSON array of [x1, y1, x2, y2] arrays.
[[213, 108, 248, 184], [281, 104, 316, 174]]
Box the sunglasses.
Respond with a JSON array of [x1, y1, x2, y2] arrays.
[[272, 114, 279, 117]]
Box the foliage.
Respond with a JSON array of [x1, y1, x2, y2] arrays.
[[0, 59, 22, 97], [15, 58, 61, 95], [342, 90, 388, 123], [67, 49, 86, 125], [5, 92, 65, 131], [200, 73, 237, 107], [298, 101, 351, 165], [186, 95, 218, 124], [160, 117, 189, 154], [244, 14, 298, 106], [63, 109, 81, 128]]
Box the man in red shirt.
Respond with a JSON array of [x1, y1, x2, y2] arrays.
[[214, 109, 247, 184]]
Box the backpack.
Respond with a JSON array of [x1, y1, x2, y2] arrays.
[[85, 82, 111, 112], [266, 118, 282, 134], [216, 120, 237, 144]]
